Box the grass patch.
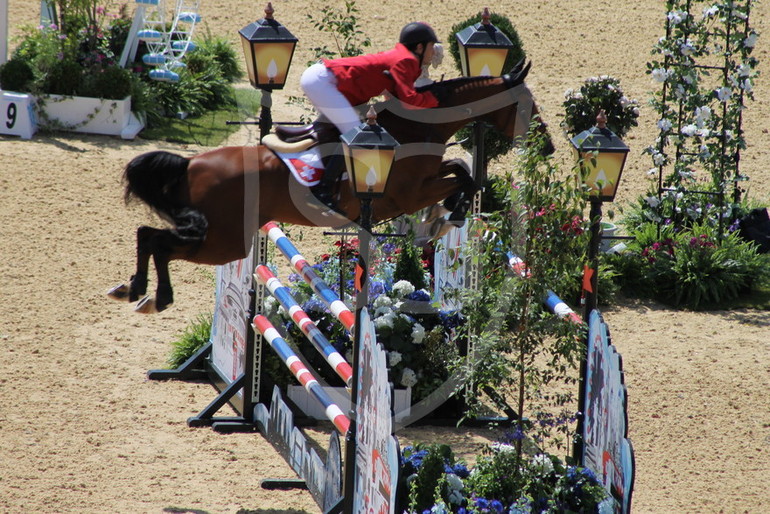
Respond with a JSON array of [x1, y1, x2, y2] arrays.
[[141, 87, 261, 146], [167, 313, 213, 369]]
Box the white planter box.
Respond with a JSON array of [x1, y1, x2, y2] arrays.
[[288, 385, 411, 423], [38, 94, 144, 139]]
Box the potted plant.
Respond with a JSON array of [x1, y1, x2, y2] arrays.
[[0, 3, 144, 137]]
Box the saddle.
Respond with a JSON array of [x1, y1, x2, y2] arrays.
[[263, 120, 339, 153]]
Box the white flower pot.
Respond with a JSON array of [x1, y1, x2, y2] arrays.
[[38, 94, 144, 139], [287, 385, 411, 423]]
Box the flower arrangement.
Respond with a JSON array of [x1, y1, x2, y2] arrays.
[[605, 219, 769, 309], [562, 76, 640, 138], [399, 442, 609, 513], [0, 2, 135, 100], [262, 235, 463, 403]]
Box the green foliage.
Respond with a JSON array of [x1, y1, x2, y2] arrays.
[[394, 233, 428, 290], [167, 313, 212, 368], [605, 222, 770, 309], [79, 65, 133, 99], [192, 31, 242, 83], [306, 0, 372, 61], [139, 87, 260, 145], [562, 76, 640, 138], [401, 442, 608, 512], [0, 58, 35, 91], [447, 12, 526, 163], [456, 122, 588, 457]]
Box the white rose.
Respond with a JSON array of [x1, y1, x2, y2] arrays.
[[657, 119, 672, 132], [400, 368, 418, 388], [531, 453, 554, 474], [411, 323, 426, 344], [745, 32, 758, 48], [716, 86, 732, 102], [681, 124, 698, 136], [392, 280, 415, 297], [388, 351, 402, 367]]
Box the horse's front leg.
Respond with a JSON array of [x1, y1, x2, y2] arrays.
[[437, 158, 479, 220], [134, 230, 188, 314], [107, 225, 154, 304]]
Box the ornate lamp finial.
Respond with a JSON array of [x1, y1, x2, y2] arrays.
[[481, 7, 491, 25], [366, 105, 378, 126], [596, 109, 608, 129], [264, 2, 274, 19]]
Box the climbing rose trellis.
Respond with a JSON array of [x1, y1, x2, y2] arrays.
[[644, 0, 758, 228]]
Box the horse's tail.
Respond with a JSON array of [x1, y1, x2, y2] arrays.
[[123, 150, 208, 241]]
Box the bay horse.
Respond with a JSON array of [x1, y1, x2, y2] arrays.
[[109, 61, 552, 312]]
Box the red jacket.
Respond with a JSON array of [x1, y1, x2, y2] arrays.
[[323, 43, 439, 108]]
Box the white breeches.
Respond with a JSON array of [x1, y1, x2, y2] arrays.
[[300, 62, 362, 135]]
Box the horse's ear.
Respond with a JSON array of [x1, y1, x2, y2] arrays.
[[503, 60, 531, 88]]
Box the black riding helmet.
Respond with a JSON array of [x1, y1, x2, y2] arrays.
[[399, 22, 440, 49]]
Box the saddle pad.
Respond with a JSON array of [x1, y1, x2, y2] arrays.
[[276, 147, 325, 187]]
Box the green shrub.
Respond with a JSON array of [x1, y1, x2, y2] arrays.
[[42, 59, 83, 95], [194, 32, 242, 82], [447, 12, 526, 163], [606, 223, 770, 309], [80, 65, 133, 100], [0, 58, 35, 92], [167, 313, 212, 368]]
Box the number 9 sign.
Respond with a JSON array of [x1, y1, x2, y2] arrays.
[[0, 91, 37, 139]]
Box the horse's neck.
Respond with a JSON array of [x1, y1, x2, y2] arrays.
[[376, 79, 510, 144]]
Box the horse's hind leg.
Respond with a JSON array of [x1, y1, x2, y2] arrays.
[[107, 225, 154, 303]]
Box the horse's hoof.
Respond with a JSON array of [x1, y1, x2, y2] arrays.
[[134, 296, 158, 314], [107, 284, 130, 301]]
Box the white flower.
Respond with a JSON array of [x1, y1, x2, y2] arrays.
[[745, 32, 758, 48], [490, 442, 516, 453], [446, 473, 464, 491], [737, 63, 752, 77], [680, 39, 696, 56], [400, 368, 418, 387], [392, 280, 415, 298], [741, 79, 753, 93], [667, 10, 687, 25], [411, 323, 426, 344], [694, 106, 711, 127], [647, 168, 658, 178], [373, 294, 392, 309], [652, 151, 667, 166], [448, 489, 464, 506], [657, 119, 672, 132], [651, 67, 670, 82], [715, 86, 732, 102], [263, 295, 278, 315], [645, 196, 661, 208], [374, 311, 395, 329], [563, 88, 574, 99], [681, 124, 698, 137], [531, 454, 554, 474], [702, 4, 718, 18], [388, 351, 402, 367], [699, 144, 711, 159]]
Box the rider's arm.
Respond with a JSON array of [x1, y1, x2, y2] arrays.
[[388, 58, 439, 108]]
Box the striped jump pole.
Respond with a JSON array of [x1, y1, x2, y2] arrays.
[[259, 222, 355, 333], [507, 252, 583, 326], [253, 315, 350, 435], [255, 264, 353, 387]]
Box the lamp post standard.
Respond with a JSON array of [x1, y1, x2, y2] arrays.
[[570, 110, 629, 322], [339, 106, 399, 513], [570, 110, 628, 462], [455, 7, 514, 187], [239, 2, 297, 140]]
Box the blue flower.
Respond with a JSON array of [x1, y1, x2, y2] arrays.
[[382, 242, 396, 255], [406, 289, 431, 302], [491, 499, 504, 513], [475, 497, 490, 510], [452, 463, 470, 478], [287, 273, 301, 283]]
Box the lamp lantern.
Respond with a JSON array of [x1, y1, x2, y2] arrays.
[[239, 2, 298, 90], [340, 106, 400, 199], [570, 110, 629, 202], [455, 7, 514, 77]]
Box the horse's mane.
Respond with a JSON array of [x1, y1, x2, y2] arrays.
[[416, 75, 506, 106]]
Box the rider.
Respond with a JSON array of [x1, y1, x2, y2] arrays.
[[300, 22, 441, 214]]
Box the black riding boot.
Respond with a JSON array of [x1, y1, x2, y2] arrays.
[[311, 149, 346, 215]]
